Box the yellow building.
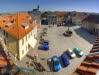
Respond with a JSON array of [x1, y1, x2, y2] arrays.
[[0, 13, 40, 60], [56, 12, 66, 25]]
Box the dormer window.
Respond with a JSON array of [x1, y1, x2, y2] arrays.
[[28, 17, 32, 20], [32, 20, 36, 24], [11, 21, 14, 23], [22, 23, 29, 29], [3, 20, 5, 22], [5, 22, 13, 28]]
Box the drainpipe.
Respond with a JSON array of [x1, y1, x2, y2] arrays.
[[86, 52, 99, 56]]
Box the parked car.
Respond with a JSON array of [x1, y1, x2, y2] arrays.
[[52, 56, 61, 71], [74, 47, 84, 56], [67, 48, 76, 58], [39, 40, 49, 45], [38, 45, 49, 50], [61, 53, 70, 67]]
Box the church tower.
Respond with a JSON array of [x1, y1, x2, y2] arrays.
[[37, 5, 40, 11]]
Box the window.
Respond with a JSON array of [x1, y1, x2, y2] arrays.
[[31, 32, 32, 36], [22, 50, 24, 55], [6, 32, 8, 38], [26, 35, 27, 41], [22, 38, 24, 45], [29, 33, 30, 38], [28, 44, 31, 49], [3, 20, 5, 22], [26, 46, 28, 51], [34, 34, 36, 39], [4, 30, 6, 35]]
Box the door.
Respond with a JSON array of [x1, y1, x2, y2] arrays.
[[4, 38, 7, 45]]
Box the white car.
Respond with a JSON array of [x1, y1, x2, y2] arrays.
[[67, 48, 76, 58]]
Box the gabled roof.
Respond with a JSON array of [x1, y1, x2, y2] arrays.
[[82, 15, 99, 24], [72, 12, 87, 19], [55, 12, 66, 16], [0, 13, 38, 40]]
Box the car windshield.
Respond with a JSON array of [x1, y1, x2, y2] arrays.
[[77, 50, 81, 53], [70, 52, 74, 55], [44, 41, 48, 43], [54, 61, 59, 65], [64, 58, 68, 61]]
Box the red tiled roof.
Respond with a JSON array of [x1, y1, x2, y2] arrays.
[[71, 35, 99, 75], [0, 56, 26, 74], [0, 13, 40, 40], [82, 15, 99, 24], [72, 12, 87, 19], [55, 12, 66, 16]]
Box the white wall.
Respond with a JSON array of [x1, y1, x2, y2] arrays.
[[18, 26, 38, 60]]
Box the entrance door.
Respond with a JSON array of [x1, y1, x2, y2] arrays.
[[4, 38, 7, 45]]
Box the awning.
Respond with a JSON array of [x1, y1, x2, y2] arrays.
[[29, 38, 37, 49]]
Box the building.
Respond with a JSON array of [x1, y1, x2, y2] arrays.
[[47, 12, 68, 25], [28, 5, 41, 16], [81, 15, 99, 35], [28, 5, 41, 28], [72, 12, 87, 25], [56, 12, 66, 25], [47, 13, 57, 25], [0, 13, 40, 60]]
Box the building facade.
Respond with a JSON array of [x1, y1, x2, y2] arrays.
[[81, 15, 99, 35], [47, 12, 68, 25], [72, 12, 87, 25], [47, 14, 57, 25], [0, 13, 40, 60]]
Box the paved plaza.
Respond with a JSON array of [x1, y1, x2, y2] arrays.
[[1, 25, 96, 75]]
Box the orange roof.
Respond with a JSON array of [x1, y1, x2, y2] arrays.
[[55, 12, 66, 16], [0, 13, 39, 40], [72, 12, 87, 19]]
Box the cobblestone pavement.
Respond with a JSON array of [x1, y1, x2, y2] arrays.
[[33, 25, 96, 75], [1, 25, 96, 75]]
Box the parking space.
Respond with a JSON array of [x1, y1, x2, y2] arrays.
[[34, 25, 96, 75]]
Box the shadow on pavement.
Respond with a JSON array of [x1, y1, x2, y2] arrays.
[[64, 24, 75, 27], [32, 61, 46, 72], [47, 58, 54, 72], [74, 27, 95, 44], [26, 54, 34, 60]]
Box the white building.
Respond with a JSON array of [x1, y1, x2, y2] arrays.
[[72, 12, 87, 25], [0, 13, 40, 60]]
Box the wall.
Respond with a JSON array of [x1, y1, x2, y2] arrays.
[[18, 26, 38, 60], [0, 29, 19, 59]]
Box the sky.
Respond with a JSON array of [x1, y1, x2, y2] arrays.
[[0, 0, 98, 13]]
